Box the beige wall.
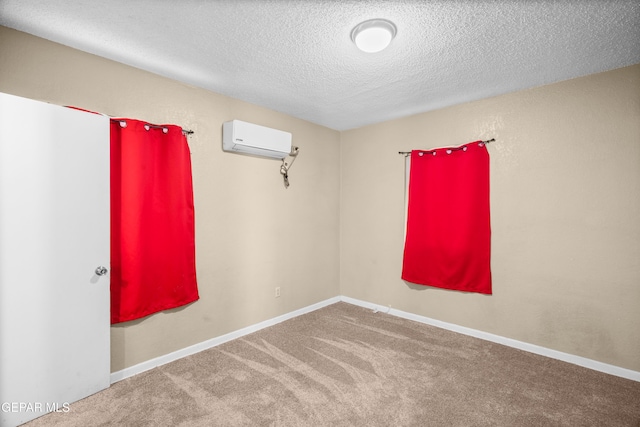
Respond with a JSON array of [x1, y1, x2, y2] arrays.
[[0, 26, 341, 372], [2, 26, 639, 374], [341, 63, 640, 372]]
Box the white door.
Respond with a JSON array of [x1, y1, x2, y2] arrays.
[[0, 92, 110, 427]]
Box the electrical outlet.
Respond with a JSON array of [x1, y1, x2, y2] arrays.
[[275, 287, 281, 298]]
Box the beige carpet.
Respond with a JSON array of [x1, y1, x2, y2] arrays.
[[26, 302, 640, 426]]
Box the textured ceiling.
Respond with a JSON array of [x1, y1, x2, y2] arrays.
[[1, 1, 639, 131]]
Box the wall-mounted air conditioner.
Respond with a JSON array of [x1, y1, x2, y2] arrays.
[[222, 120, 292, 159]]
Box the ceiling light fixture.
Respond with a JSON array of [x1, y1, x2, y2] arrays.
[[351, 18, 397, 53]]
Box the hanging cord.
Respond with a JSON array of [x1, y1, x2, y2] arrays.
[[280, 146, 300, 189], [399, 138, 494, 156]]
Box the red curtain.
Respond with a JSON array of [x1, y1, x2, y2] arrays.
[[110, 119, 199, 324], [402, 141, 492, 294]]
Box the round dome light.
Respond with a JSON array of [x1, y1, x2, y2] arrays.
[[351, 19, 397, 53]]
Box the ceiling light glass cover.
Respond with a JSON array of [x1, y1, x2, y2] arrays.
[[351, 19, 397, 53]]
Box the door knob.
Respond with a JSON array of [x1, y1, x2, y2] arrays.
[[95, 266, 108, 276]]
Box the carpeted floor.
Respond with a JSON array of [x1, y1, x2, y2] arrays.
[[25, 302, 640, 426]]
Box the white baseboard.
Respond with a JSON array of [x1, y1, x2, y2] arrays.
[[111, 295, 639, 384], [340, 296, 640, 382], [110, 296, 341, 383]]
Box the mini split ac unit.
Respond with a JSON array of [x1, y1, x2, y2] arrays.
[[222, 120, 292, 159]]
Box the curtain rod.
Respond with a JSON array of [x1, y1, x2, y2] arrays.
[[398, 138, 495, 155], [110, 119, 194, 135]]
